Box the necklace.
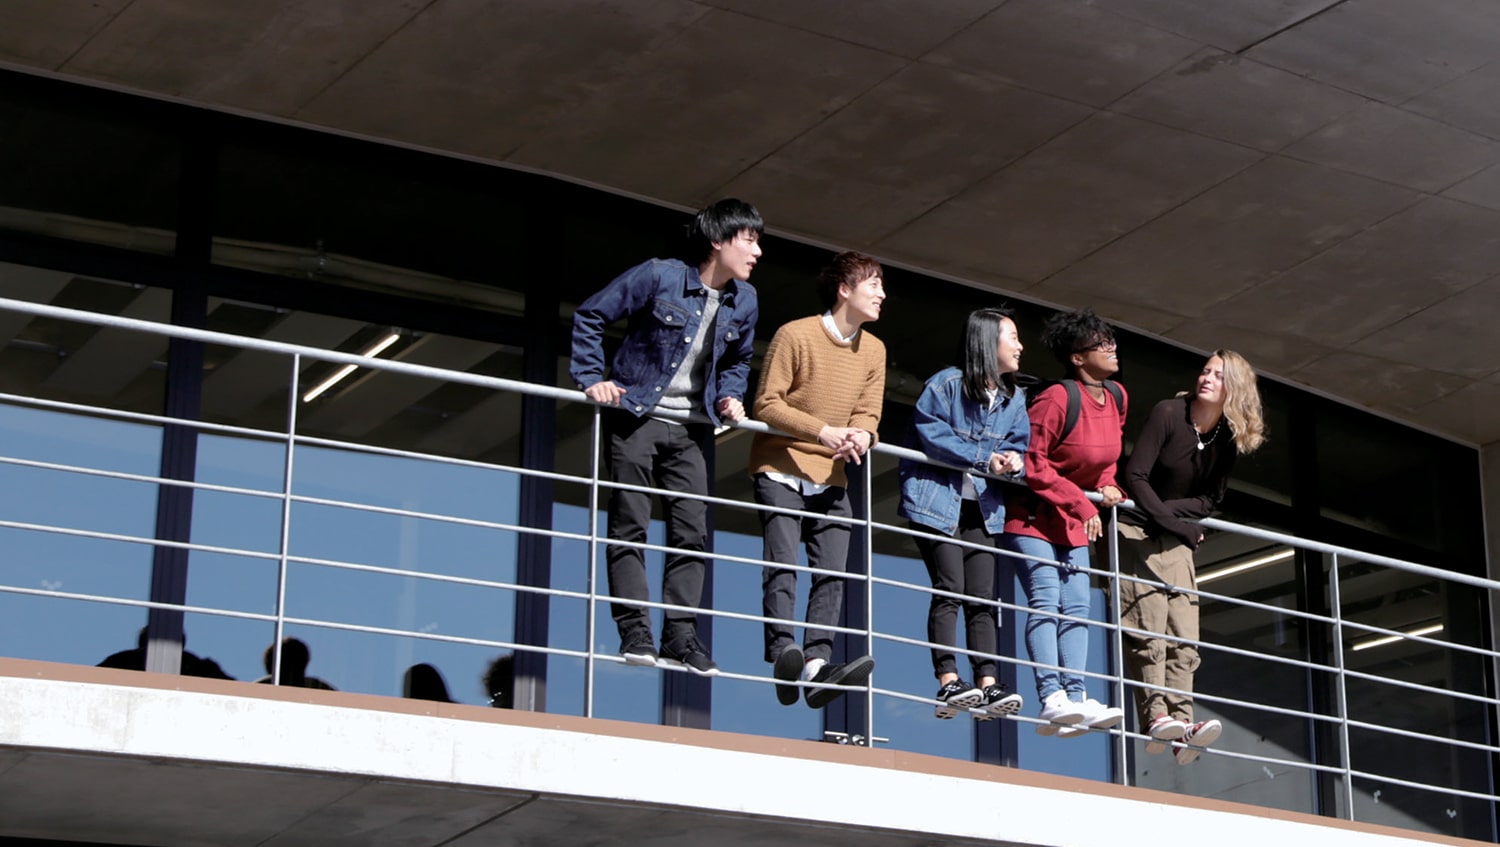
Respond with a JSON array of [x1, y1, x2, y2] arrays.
[[1195, 417, 1222, 451]]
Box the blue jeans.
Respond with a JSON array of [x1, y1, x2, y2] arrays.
[[1002, 533, 1092, 701]]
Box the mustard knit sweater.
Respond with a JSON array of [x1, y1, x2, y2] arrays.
[[749, 315, 887, 488]]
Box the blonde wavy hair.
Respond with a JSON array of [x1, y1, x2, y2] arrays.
[[1213, 349, 1265, 455]]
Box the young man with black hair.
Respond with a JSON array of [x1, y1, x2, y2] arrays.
[[570, 198, 763, 675], [750, 250, 886, 707]]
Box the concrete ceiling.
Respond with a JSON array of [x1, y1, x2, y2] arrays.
[[5, 0, 1500, 444]]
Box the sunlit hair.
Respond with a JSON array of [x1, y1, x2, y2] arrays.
[[1040, 307, 1114, 376], [1212, 349, 1266, 455], [684, 198, 763, 265], [961, 308, 1018, 403], [817, 251, 884, 312]]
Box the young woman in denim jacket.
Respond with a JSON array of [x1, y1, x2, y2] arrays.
[[898, 308, 1029, 719]]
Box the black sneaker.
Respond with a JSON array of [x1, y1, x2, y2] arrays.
[[619, 630, 658, 667], [660, 635, 719, 676], [805, 655, 875, 709], [773, 646, 804, 706], [975, 684, 1024, 720], [934, 679, 984, 719]]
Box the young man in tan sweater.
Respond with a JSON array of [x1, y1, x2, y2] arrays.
[[750, 251, 887, 708]]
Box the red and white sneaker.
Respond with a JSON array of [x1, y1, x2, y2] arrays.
[[1144, 714, 1188, 755], [1173, 719, 1223, 765]]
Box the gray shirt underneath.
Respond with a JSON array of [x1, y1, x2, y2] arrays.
[[652, 286, 721, 423]]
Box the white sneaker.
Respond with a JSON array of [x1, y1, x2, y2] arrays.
[[1174, 719, 1223, 765], [1056, 698, 1123, 737], [1144, 714, 1188, 755], [1079, 698, 1124, 729], [1035, 691, 1089, 736]]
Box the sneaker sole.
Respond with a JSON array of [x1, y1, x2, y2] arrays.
[[1056, 724, 1092, 738], [1085, 708, 1124, 729], [621, 652, 659, 667], [1174, 723, 1223, 765], [658, 658, 719, 677], [773, 648, 804, 706], [974, 693, 1024, 721], [806, 655, 874, 709], [1187, 722, 1223, 748], [934, 689, 985, 719]]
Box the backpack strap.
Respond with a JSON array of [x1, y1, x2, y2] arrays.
[[1057, 380, 1082, 445], [1057, 379, 1123, 445]]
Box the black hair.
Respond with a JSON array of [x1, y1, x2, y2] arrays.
[[961, 307, 1018, 402], [816, 251, 883, 312], [684, 198, 763, 265], [1040, 307, 1114, 376]]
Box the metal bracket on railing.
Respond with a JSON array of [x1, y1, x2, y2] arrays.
[[822, 730, 889, 746]]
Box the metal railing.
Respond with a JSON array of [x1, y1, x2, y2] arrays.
[[0, 296, 1493, 838]]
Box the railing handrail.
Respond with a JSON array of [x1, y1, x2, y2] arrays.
[[1, 294, 1485, 594], [0, 295, 1495, 833]]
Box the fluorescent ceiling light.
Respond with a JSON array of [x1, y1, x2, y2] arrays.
[[301, 331, 401, 402], [1351, 622, 1444, 652], [1198, 548, 1294, 584]]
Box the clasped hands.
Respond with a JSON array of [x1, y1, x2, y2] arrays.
[[987, 450, 1023, 475], [819, 426, 871, 464]]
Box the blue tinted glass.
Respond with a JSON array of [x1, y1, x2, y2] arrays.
[[194, 444, 526, 697], [0, 404, 160, 666]]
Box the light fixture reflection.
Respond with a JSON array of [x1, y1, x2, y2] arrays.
[[301, 331, 401, 402], [1351, 622, 1445, 652], [1198, 548, 1294, 584]]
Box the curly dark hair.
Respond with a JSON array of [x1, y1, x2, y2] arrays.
[[1040, 308, 1114, 375]]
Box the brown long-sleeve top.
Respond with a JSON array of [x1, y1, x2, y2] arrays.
[[749, 315, 886, 488]]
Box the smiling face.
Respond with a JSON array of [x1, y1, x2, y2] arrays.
[[840, 273, 886, 325], [713, 228, 762, 281], [1071, 336, 1118, 380], [997, 316, 1023, 374], [1195, 355, 1226, 405]]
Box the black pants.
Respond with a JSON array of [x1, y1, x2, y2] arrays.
[[914, 500, 999, 680], [754, 474, 852, 664], [604, 413, 711, 647]]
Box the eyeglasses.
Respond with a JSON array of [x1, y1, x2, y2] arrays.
[[1075, 339, 1117, 353]]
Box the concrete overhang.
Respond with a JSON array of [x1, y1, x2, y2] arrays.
[[4, 2, 1500, 445]]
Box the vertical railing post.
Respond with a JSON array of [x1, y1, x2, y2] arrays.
[[1106, 503, 1128, 785], [863, 454, 877, 745], [584, 404, 603, 718], [271, 352, 302, 685], [825, 453, 874, 746], [1328, 552, 1355, 820]]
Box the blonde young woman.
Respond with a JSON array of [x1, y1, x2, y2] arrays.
[[1117, 350, 1266, 765]]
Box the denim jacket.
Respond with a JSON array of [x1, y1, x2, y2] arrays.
[[569, 258, 758, 426], [898, 367, 1031, 535]]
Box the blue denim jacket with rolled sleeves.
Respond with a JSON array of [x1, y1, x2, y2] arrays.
[[569, 258, 758, 427], [898, 367, 1030, 536]]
